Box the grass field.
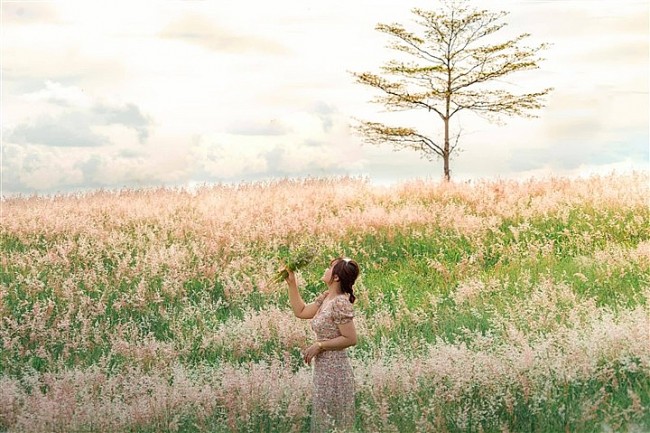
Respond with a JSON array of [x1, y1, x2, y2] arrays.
[[1, 173, 648, 432]]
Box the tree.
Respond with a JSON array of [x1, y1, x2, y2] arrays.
[[352, 0, 553, 181]]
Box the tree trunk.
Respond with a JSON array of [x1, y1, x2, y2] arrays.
[[443, 116, 450, 182], [444, 63, 451, 181]]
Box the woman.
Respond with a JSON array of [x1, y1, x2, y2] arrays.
[[284, 257, 359, 433]]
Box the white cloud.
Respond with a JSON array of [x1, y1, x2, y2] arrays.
[[191, 134, 270, 179], [1, 2, 59, 25], [225, 119, 291, 136], [2, 26, 125, 86], [5, 81, 153, 147], [189, 105, 364, 181], [22, 80, 93, 108], [160, 13, 287, 54], [2, 142, 85, 192]]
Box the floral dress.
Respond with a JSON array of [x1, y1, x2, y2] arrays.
[[310, 292, 355, 432]]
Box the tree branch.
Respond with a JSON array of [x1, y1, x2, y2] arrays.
[[355, 120, 445, 158], [377, 23, 447, 65], [354, 71, 446, 119]]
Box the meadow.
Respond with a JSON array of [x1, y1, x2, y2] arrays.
[[0, 173, 648, 432]]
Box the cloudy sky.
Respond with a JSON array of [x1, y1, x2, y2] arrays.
[[1, 0, 648, 196]]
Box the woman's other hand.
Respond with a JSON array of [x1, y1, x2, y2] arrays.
[[303, 342, 322, 365]]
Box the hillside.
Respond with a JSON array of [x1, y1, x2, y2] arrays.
[[1, 173, 648, 432]]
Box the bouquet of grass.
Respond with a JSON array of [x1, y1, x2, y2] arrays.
[[272, 245, 317, 284]]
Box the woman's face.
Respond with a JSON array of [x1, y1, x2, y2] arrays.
[[321, 260, 339, 285]]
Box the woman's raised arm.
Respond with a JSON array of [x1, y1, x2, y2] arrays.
[[285, 269, 323, 319]]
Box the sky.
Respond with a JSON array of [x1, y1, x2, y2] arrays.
[[1, 0, 648, 196]]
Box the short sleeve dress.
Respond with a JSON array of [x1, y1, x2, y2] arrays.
[[310, 292, 355, 432]]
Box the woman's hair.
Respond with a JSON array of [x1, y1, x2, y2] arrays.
[[330, 257, 359, 304]]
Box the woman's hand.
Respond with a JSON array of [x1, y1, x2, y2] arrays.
[[284, 267, 297, 287], [303, 342, 322, 365]]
